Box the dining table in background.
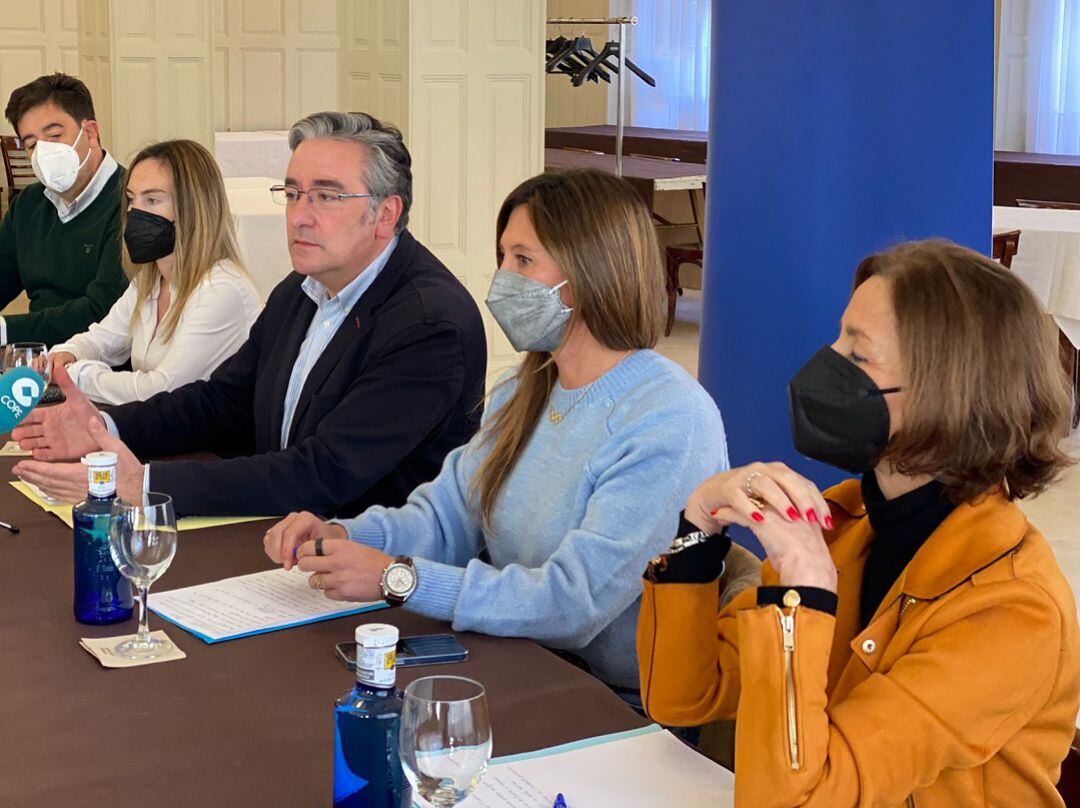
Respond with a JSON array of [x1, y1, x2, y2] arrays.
[[545, 125, 708, 164], [543, 147, 707, 212], [993, 205, 1080, 349], [214, 130, 292, 180], [223, 175, 292, 300]]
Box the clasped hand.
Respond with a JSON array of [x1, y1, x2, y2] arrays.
[[684, 461, 838, 592]]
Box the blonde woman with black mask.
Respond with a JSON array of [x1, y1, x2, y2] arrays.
[[50, 139, 261, 405], [264, 168, 729, 698]]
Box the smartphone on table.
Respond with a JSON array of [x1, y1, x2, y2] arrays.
[[335, 633, 468, 670]]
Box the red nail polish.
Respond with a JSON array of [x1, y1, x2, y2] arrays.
[[786, 507, 799, 521], [709, 508, 719, 516], [806, 510, 818, 525], [751, 512, 765, 523], [824, 515, 835, 530]]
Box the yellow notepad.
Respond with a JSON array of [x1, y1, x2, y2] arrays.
[[9, 480, 274, 531]]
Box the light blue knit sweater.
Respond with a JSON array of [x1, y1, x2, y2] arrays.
[[333, 349, 728, 688]]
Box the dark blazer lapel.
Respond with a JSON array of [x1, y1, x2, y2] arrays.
[[285, 232, 417, 445], [268, 290, 318, 451]]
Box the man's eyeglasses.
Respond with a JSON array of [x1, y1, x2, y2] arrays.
[[270, 185, 374, 209]]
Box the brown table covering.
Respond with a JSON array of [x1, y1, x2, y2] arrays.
[[0, 458, 646, 807], [545, 125, 708, 164], [544, 147, 707, 209]]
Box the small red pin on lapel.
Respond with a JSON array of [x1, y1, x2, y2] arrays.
[[355, 316, 361, 329]]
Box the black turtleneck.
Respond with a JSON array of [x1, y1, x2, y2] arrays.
[[859, 472, 955, 629]]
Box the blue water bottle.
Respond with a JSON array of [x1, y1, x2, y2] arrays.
[[333, 624, 411, 808], [73, 451, 133, 624]]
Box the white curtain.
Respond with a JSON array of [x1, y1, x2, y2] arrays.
[[1026, 0, 1080, 154], [612, 0, 711, 131]]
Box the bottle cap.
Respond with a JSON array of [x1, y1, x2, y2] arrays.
[[81, 452, 117, 467], [355, 623, 398, 648], [354, 624, 398, 687], [81, 452, 117, 498]]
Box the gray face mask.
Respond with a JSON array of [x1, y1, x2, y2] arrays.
[[485, 271, 573, 353]]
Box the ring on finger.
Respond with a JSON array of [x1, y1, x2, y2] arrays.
[[747, 494, 769, 511], [745, 471, 765, 499], [313, 572, 326, 590], [315, 537, 325, 557]]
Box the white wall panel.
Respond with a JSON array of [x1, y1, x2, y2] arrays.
[[995, 0, 1030, 151], [215, 0, 341, 132], [240, 48, 286, 130]]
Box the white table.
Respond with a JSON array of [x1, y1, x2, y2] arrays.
[[993, 206, 1080, 348], [214, 130, 292, 180], [223, 176, 292, 300]]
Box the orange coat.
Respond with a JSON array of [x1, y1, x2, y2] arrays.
[[638, 480, 1080, 807]]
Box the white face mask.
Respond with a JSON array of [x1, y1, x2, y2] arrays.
[[30, 126, 90, 193]]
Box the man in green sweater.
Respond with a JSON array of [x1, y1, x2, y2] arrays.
[[0, 73, 127, 346]]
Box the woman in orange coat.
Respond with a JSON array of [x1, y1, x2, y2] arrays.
[[639, 240, 1080, 807]]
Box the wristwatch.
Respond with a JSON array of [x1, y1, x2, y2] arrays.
[[380, 555, 418, 606]]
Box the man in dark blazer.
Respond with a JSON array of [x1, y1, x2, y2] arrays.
[[13, 111, 487, 518]]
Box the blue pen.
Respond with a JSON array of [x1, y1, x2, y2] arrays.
[[552, 794, 567, 808]]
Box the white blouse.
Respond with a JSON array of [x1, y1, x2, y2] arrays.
[[51, 260, 262, 405]]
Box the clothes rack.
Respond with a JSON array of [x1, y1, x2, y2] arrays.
[[546, 16, 640, 177]]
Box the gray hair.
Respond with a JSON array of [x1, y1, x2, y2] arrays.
[[288, 111, 412, 233]]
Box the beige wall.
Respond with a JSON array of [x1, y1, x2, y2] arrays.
[[78, 0, 215, 165], [340, 0, 409, 136], [213, 0, 340, 132], [995, 0, 1029, 151], [343, 0, 545, 377], [544, 0, 610, 127]]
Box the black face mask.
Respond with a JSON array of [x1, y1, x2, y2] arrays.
[[124, 208, 176, 264], [787, 346, 901, 474]]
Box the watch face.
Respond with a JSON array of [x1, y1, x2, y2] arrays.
[[386, 564, 416, 595]]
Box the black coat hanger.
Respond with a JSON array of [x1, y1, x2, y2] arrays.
[[572, 40, 657, 88]]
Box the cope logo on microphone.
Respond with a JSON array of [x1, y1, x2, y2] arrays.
[[0, 367, 46, 432], [12, 377, 40, 408]]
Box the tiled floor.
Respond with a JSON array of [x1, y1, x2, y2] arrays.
[[656, 295, 1080, 598]]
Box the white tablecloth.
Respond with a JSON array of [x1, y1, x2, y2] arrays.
[[214, 131, 292, 180], [993, 206, 1080, 348], [223, 176, 292, 300]]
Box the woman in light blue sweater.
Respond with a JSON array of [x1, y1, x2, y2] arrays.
[[264, 169, 728, 690]]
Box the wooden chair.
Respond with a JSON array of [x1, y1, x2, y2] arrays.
[[1057, 728, 1080, 805], [992, 229, 1021, 269], [1, 135, 35, 208], [663, 245, 702, 336]]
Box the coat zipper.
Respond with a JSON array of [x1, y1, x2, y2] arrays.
[[907, 795, 917, 807], [899, 595, 917, 621], [778, 606, 801, 770]]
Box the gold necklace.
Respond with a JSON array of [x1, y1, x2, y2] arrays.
[[548, 352, 632, 425]]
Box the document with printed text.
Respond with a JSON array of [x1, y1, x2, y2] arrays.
[[413, 725, 734, 808], [148, 568, 387, 643]]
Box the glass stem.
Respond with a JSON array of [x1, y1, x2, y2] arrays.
[[136, 584, 151, 644]]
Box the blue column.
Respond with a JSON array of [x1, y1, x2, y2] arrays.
[[699, 3, 993, 512]]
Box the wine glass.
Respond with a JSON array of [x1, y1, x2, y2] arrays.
[[2, 341, 51, 384], [399, 676, 492, 806], [108, 493, 177, 659]]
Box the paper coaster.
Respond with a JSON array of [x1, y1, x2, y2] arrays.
[[79, 630, 187, 668], [0, 441, 31, 457]]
